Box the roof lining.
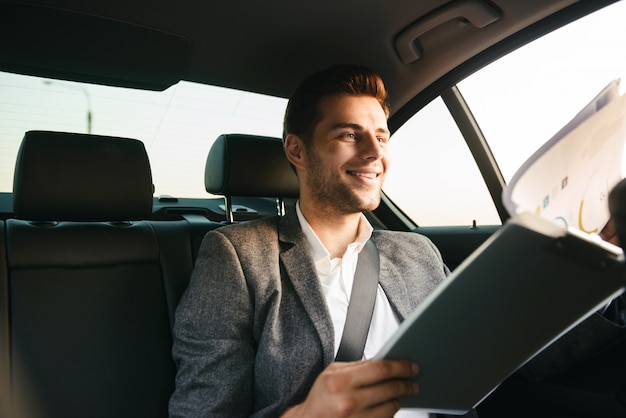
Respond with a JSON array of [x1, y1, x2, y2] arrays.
[[0, 1, 191, 90]]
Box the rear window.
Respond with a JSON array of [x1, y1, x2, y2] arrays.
[[0, 73, 287, 198]]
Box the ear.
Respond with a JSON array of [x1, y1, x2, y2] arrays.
[[284, 133, 307, 171]]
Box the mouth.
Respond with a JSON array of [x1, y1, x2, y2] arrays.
[[347, 170, 378, 179]]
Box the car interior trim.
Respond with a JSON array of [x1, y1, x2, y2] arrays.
[[441, 86, 509, 223], [0, 2, 191, 90], [395, 0, 502, 64]]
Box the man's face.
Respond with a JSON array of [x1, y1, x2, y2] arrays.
[[301, 94, 390, 214]]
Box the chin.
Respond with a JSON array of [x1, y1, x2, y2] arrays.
[[358, 197, 381, 212]]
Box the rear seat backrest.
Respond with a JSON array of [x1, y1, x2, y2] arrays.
[[3, 131, 187, 418], [1, 131, 298, 417]]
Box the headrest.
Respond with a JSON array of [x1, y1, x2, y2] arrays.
[[205, 134, 299, 198], [13, 131, 153, 221]]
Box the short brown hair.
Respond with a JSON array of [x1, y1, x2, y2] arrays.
[[282, 64, 390, 143]]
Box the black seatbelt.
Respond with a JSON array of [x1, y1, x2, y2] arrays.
[[335, 239, 379, 362]]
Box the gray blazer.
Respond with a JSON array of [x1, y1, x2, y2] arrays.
[[169, 209, 459, 417]]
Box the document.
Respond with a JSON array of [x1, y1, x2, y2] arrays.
[[503, 79, 626, 233]]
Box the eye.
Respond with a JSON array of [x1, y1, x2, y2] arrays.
[[377, 136, 389, 143]]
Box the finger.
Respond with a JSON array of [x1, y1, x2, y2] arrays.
[[359, 397, 402, 418], [354, 376, 419, 409], [344, 359, 419, 388]]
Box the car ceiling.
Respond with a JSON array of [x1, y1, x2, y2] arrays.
[[0, 0, 614, 114]]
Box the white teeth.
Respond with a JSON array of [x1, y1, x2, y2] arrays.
[[348, 171, 376, 179]]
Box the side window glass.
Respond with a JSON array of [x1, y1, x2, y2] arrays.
[[458, 1, 626, 183], [384, 97, 501, 227], [386, 1, 626, 229]]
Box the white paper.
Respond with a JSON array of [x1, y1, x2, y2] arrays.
[[502, 80, 626, 233]]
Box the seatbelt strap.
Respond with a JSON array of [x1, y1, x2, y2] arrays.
[[335, 239, 379, 362]]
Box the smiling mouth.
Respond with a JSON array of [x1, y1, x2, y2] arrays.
[[347, 171, 378, 179]]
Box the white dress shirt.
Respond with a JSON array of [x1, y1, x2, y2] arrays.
[[296, 203, 429, 418]]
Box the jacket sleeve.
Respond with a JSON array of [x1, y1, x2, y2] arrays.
[[169, 230, 255, 417]]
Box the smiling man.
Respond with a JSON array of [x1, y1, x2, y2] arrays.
[[170, 65, 477, 418], [285, 92, 391, 259]]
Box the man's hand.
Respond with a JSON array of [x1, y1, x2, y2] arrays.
[[281, 359, 419, 418]]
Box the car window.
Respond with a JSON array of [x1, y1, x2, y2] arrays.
[[0, 72, 287, 198], [384, 97, 501, 227], [386, 1, 626, 228], [458, 0, 626, 182]]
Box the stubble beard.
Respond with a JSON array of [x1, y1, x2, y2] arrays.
[[304, 151, 381, 215]]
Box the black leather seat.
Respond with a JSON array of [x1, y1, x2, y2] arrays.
[[2, 131, 188, 418], [0, 131, 299, 417]]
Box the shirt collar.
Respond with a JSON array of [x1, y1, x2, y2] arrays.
[[296, 201, 373, 265]]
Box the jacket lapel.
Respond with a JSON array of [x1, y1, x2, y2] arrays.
[[278, 211, 336, 366], [374, 234, 413, 322], [379, 273, 412, 322]]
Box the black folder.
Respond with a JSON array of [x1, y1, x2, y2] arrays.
[[375, 213, 625, 414]]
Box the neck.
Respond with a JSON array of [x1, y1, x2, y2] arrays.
[[299, 200, 362, 258]]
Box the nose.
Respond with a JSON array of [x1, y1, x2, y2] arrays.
[[359, 132, 385, 161]]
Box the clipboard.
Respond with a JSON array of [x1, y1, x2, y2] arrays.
[[374, 213, 625, 414]]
